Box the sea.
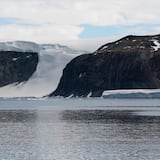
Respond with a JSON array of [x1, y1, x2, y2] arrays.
[[0, 98, 160, 160]]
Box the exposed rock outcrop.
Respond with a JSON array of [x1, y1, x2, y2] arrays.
[[0, 51, 38, 87], [49, 34, 160, 97]]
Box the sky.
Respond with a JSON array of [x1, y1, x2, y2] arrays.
[[0, 0, 160, 51]]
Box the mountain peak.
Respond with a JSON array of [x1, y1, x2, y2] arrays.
[[96, 34, 160, 59]]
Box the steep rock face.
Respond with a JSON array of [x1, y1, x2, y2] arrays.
[[50, 34, 160, 97], [0, 51, 38, 87]]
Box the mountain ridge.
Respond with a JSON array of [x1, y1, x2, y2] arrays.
[[50, 34, 160, 97]]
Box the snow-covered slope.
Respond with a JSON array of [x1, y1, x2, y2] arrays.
[[0, 41, 40, 53], [0, 41, 87, 97]]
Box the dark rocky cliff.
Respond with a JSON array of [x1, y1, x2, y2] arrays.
[[0, 51, 38, 87], [49, 34, 160, 97]]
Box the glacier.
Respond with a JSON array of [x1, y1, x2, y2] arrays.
[[0, 41, 86, 97], [103, 89, 160, 98]]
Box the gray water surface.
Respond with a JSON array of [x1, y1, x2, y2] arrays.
[[0, 98, 160, 160]]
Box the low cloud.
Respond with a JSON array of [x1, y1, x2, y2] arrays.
[[0, 24, 83, 42]]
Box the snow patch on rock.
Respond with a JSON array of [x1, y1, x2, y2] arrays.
[[152, 39, 160, 51]]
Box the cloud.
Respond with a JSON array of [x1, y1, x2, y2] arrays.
[[1, 0, 160, 25], [0, 24, 83, 43], [0, 0, 160, 50], [64, 36, 120, 52]]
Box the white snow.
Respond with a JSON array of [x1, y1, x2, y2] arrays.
[[152, 39, 160, 51], [93, 51, 98, 55], [79, 73, 86, 78], [124, 46, 131, 49], [12, 57, 19, 61], [0, 41, 87, 97], [87, 92, 92, 98], [139, 46, 145, 49], [100, 45, 108, 50], [66, 94, 74, 99], [79, 73, 82, 78], [26, 55, 31, 58], [134, 111, 160, 116], [0, 41, 40, 53]]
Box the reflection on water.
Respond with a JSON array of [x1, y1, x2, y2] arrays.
[[0, 109, 160, 160]]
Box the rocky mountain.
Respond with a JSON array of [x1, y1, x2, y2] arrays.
[[0, 41, 86, 97], [50, 34, 160, 97]]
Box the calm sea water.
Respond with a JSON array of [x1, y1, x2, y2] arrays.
[[0, 98, 160, 160]]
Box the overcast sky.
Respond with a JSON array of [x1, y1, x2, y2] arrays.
[[0, 0, 160, 51]]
